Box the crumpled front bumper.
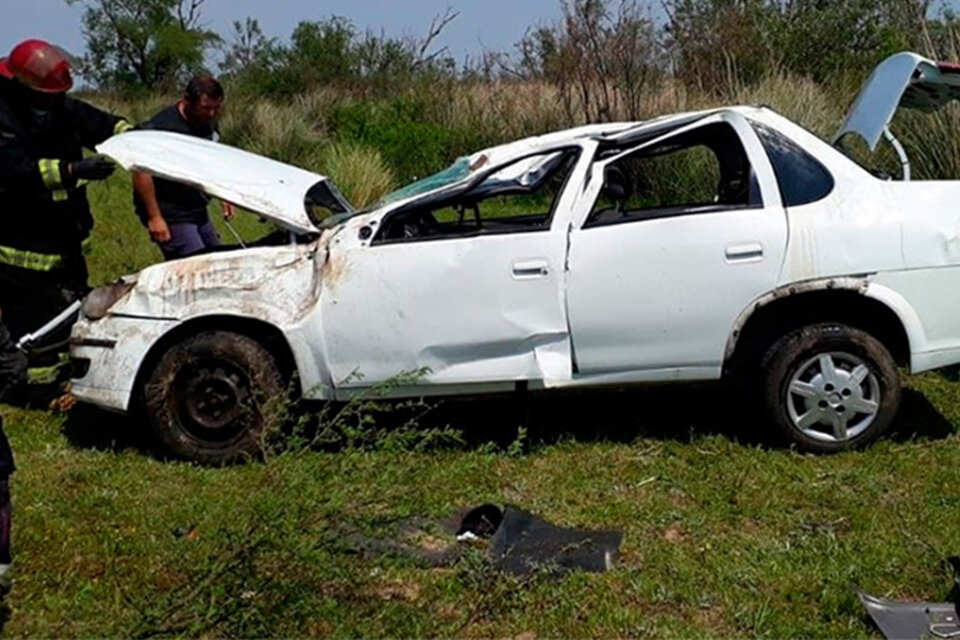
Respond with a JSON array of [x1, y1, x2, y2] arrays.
[[69, 314, 177, 412]]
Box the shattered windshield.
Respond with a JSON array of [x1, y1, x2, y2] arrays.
[[379, 157, 472, 205]]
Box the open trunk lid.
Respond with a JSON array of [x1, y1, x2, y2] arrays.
[[834, 51, 960, 150], [98, 131, 352, 235]]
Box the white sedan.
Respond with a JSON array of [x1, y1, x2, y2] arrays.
[[70, 52, 960, 462]]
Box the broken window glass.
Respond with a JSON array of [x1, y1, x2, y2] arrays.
[[376, 150, 579, 243]]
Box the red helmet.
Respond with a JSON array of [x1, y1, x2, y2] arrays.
[[0, 39, 73, 93]]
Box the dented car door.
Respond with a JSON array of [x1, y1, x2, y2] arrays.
[[320, 150, 588, 390]]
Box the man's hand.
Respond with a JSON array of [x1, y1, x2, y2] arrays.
[[148, 216, 171, 244], [222, 201, 236, 220], [67, 155, 115, 182]]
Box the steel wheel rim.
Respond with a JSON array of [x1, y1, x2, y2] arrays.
[[786, 351, 881, 443], [173, 358, 252, 443]]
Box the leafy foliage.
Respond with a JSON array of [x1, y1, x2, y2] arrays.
[[664, 0, 942, 92], [329, 99, 454, 184], [64, 0, 220, 92], [220, 12, 459, 98]]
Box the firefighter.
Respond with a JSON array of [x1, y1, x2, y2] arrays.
[[0, 39, 132, 377], [0, 319, 26, 596]]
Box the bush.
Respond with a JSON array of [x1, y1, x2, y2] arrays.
[[220, 99, 323, 164], [311, 142, 396, 209], [329, 99, 456, 183]]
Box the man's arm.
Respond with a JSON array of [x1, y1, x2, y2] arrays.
[[66, 97, 133, 149], [132, 172, 171, 243]]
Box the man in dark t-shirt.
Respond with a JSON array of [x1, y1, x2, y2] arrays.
[[133, 75, 235, 260]]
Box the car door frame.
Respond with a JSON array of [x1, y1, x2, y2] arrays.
[[557, 110, 787, 383], [318, 143, 598, 398]]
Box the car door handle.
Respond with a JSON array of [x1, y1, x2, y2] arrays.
[[512, 259, 550, 279], [725, 243, 764, 263]]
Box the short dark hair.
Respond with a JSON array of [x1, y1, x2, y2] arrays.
[[184, 74, 224, 102]]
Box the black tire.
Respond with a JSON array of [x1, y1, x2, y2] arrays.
[[143, 331, 285, 464], [759, 323, 901, 453]]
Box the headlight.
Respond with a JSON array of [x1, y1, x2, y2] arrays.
[[82, 278, 137, 320]]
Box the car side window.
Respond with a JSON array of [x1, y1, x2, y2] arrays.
[[585, 122, 762, 228], [750, 121, 834, 206], [376, 151, 578, 244]]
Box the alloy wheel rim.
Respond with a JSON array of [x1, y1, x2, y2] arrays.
[[786, 351, 881, 442]]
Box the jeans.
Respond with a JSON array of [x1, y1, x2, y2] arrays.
[[158, 218, 221, 260]]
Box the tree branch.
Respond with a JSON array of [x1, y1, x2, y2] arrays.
[[416, 7, 459, 63]]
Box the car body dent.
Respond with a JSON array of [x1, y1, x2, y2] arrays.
[[71, 240, 333, 409], [109, 242, 324, 323], [70, 96, 960, 413], [71, 315, 177, 411]]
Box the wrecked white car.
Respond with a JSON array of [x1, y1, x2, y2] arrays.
[[69, 52, 960, 462]]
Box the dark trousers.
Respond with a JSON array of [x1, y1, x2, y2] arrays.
[[0, 321, 27, 567], [158, 219, 221, 261], [0, 262, 87, 357]]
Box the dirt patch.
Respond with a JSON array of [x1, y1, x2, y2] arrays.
[[663, 526, 687, 544], [368, 580, 421, 602]]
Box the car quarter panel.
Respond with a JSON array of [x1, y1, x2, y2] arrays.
[[870, 268, 960, 372], [743, 110, 907, 283]]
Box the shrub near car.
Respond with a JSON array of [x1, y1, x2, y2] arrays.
[[70, 52, 960, 463]]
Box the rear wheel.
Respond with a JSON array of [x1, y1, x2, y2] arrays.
[[143, 331, 285, 464], [760, 323, 900, 453]]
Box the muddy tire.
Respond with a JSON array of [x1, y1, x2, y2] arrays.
[[760, 323, 900, 453], [143, 331, 285, 464]]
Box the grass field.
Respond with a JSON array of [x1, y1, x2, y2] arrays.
[[4, 153, 960, 637]]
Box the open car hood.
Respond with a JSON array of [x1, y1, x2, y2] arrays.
[[98, 131, 352, 234], [834, 51, 960, 150]]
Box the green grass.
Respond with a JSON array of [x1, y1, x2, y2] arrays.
[[6, 375, 960, 637], [4, 155, 960, 637]]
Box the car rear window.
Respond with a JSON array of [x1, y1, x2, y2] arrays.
[[751, 121, 834, 207]]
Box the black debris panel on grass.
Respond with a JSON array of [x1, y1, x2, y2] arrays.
[[336, 503, 623, 576]]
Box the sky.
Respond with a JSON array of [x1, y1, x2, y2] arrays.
[[0, 0, 565, 67]]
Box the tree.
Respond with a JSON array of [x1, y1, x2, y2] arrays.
[[220, 11, 459, 97], [516, 0, 661, 123], [218, 18, 280, 77], [663, 0, 940, 92], [64, 0, 220, 92]]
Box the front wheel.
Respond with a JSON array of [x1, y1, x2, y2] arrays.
[[142, 331, 285, 464], [760, 323, 901, 453]]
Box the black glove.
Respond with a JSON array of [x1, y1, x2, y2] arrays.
[[66, 155, 116, 183]]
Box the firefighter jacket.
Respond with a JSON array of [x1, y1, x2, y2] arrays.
[[0, 76, 132, 273]]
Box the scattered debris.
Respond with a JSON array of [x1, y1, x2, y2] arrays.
[[172, 525, 198, 540], [858, 556, 960, 640], [485, 505, 622, 575], [48, 390, 78, 413], [336, 504, 622, 576]]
